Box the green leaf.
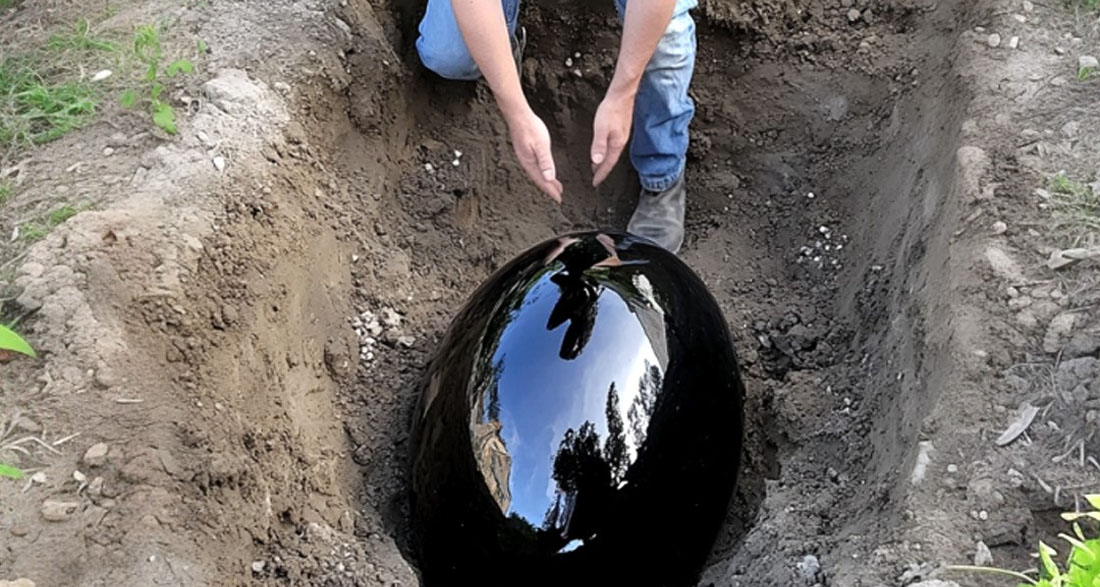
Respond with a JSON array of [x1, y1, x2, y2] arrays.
[[151, 82, 164, 101], [0, 464, 24, 480], [1039, 541, 1062, 580], [119, 90, 137, 108], [0, 324, 35, 357], [145, 62, 158, 82], [196, 39, 208, 54], [165, 59, 193, 77], [1085, 495, 1100, 511], [153, 102, 176, 134]]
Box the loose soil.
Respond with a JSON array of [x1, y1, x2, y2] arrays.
[[1, 0, 1098, 586]]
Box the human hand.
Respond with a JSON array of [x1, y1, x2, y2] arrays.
[[590, 89, 636, 187], [505, 107, 563, 203]]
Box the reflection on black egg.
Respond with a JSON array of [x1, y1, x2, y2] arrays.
[[409, 231, 745, 587]]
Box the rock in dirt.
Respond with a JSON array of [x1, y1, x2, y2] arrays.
[[974, 541, 993, 566], [796, 554, 821, 583], [1065, 330, 1100, 358], [40, 500, 79, 522], [985, 246, 1025, 282], [83, 443, 110, 467], [1047, 247, 1100, 270], [995, 403, 1039, 446], [1043, 312, 1077, 354], [1080, 55, 1099, 70], [847, 8, 862, 22], [991, 221, 1007, 235]]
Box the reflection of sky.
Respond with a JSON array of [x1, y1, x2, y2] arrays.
[[491, 273, 659, 526]]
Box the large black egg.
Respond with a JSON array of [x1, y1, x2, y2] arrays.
[[408, 231, 744, 587]]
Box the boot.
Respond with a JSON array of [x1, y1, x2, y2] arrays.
[[627, 174, 686, 254]]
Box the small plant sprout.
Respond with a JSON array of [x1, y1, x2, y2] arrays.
[[0, 323, 36, 358], [119, 23, 200, 135], [949, 494, 1100, 586]]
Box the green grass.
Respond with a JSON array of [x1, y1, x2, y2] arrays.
[[0, 57, 98, 148], [18, 204, 80, 242], [0, 180, 11, 205], [1049, 172, 1100, 239], [47, 19, 118, 53]]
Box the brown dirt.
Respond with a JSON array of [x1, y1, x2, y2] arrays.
[[1, 0, 1098, 585]]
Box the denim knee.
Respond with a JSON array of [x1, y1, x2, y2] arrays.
[[416, 37, 481, 81]]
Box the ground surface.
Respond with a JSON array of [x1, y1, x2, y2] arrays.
[[1, 0, 1098, 585]]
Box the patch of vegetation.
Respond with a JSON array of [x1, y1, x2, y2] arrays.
[[119, 23, 197, 135], [0, 464, 24, 480], [0, 57, 98, 147], [1068, 0, 1099, 11], [950, 495, 1100, 586], [0, 0, 17, 10], [19, 203, 81, 241], [0, 180, 11, 205], [47, 18, 118, 53], [1050, 172, 1100, 239]]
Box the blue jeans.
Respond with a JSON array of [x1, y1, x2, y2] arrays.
[[416, 0, 697, 192]]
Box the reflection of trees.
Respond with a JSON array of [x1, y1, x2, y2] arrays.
[[627, 363, 662, 449], [541, 381, 633, 541]]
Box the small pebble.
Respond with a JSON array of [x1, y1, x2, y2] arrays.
[[452, 159, 460, 167], [424, 163, 434, 173], [103, 147, 115, 156], [947, 464, 959, 473], [83, 443, 109, 467], [1008, 37, 1019, 50], [1079, 55, 1099, 69], [212, 156, 226, 172], [992, 221, 1007, 234], [565, 57, 573, 67], [92, 69, 113, 82], [847, 8, 862, 22], [1012, 13, 1026, 23], [40, 500, 79, 522], [1022, 0, 1034, 10], [979, 510, 989, 520], [252, 561, 266, 573], [987, 33, 1002, 48]]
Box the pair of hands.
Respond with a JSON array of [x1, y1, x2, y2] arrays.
[[505, 90, 634, 203]]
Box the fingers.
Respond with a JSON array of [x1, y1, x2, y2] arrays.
[[519, 144, 563, 203], [592, 132, 626, 187]]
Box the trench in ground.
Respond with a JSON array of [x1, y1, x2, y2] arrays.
[[191, 0, 975, 583]]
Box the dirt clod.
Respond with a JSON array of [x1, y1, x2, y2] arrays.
[[39, 500, 79, 522], [82, 443, 109, 467]]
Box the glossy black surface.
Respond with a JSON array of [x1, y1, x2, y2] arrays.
[[409, 231, 744, 587]]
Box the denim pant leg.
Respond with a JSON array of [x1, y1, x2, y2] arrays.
[[416, 0, 522, 80], [615, 0, 698, 192]]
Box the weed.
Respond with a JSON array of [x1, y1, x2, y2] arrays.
[[118, 23, 196, 135], [18, 223, 46, 242], [0, 180, 10, 205], [950, 495, 1100, 586], [48, 205, 76, 225], [0, 58, 97, 147], [18, 203, 81, 241], [1049, 172, 1100, 239], [47, 19, 118, 53], [1079, 66, 1095, 81]]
